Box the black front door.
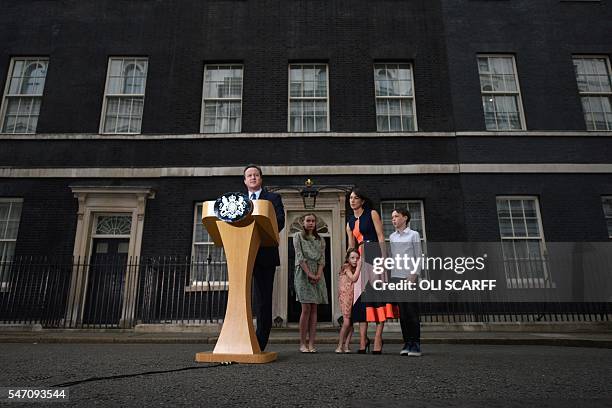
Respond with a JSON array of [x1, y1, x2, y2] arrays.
[[82, 238, 129, 325], [287, 236, 332, 323]]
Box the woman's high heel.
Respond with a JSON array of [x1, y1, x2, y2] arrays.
[[372, 339, 384, 355], [357, 338, 371, 354]]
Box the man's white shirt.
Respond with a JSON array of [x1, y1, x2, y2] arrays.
[[249, 189, 263, 200]]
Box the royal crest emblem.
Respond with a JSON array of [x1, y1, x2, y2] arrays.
[[214, 192, 253, 223]]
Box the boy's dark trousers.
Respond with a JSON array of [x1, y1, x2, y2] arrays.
[[391, 277, 421, 343]]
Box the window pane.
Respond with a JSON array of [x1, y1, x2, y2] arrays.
[[499, 218, 513, 238], [603, 198, 612, 216], [502, 240, 517, 260], [290, 66, 302, 81], [509, 200, 523, 218], [303, 80, 315, 97], [377, 115, 389, 132], [401, 116, 414, 131], [526, 218, 540, 237], [0, 204, 10, 222], [376, 99, 388, 115], [5, 221, 20, 239], [1, 242, 16, 263], [290, 82, 302, 97]]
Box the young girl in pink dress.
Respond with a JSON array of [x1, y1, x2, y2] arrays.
[[336, 248, 361, 353]]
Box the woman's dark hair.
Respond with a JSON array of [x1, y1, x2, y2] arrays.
[[301, 213, 321, 240], [392, 207, 411, 229], [348, 187, 373, 210]]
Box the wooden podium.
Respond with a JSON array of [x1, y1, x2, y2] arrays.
[[195, 198, 279, 364]]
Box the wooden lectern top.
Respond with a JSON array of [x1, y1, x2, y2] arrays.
[[202, 199, 279, 247]]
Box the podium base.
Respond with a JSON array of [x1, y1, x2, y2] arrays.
[[195, 351, 277, 364]]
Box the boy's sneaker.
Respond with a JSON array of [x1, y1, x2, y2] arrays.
[[400, 343, 410, 356], [408, 342, 422, 357]]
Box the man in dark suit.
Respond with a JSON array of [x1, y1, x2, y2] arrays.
[[244, 164, 285, 351]]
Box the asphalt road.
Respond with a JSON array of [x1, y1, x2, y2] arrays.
[[1, 343, 611, 407]]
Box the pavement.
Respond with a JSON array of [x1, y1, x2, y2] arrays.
[[1, 323, 612, 349], [1, 343, 611, 407]]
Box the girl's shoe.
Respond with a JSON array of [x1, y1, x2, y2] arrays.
[[335, 346, 344, 354], [300, 345, 310, 353], [357, 338, 371, 354], [308, 347, 317, 353], [343, 346, 352, 354]]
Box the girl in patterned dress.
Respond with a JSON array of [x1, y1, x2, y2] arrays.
[[293, 213, 328, 353], [336, 248, 361, 353]]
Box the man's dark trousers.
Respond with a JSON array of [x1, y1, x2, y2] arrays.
[[251, 189, 284, 351], [253, 265, 275, 350]]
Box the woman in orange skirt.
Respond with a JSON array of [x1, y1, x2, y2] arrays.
[[346, 187, 398, 354]]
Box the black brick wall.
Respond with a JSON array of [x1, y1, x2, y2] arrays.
[[460, 174, 612, 242], [2, 174, 611, 258], [0, 0, 454, 134], [0, 138, 458, 167], [442, 0, 612, 131], [1, 0, 611, 258]]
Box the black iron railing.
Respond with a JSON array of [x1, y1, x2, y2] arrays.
[[0, 256, 228, 328], [0, 256, 610, 328]]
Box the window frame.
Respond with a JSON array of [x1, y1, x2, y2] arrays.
[[602, 196, 612, 239], [373, 62, 419, 132], [287, 63, 330, 132], [200, 64, 244, 134], [572, 55, 612, 131], [0, 57, 49, 134], [477, 54, 527, 131], [0, 198, 23, 291], [188, 202, 228, 291], [99, 57, 149, 135], [496, 195, 553, 288]]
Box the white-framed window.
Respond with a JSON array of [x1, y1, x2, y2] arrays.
[[0, 199, 23, 289], [477, 55, 526, 130], [572, 56, 612, 131], [288, 64, 329, 132], [100, 57, 148, 134], [201, 64, 243, 133], [374, 63, 418, 131], [602, 196, 612, 238], [190, 203, 227, 290], [496, 196, 552, 288], [0, 58, 49, 134]]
